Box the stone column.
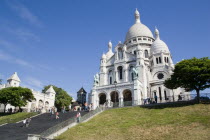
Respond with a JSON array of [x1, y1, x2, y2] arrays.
[[91, 88, 97, 110], [119, 97, 124, 107], [115, 70, 118, 82], [124, 69, 128, 82], [106, 94, 111, 107], [133, 79, 141, 105]]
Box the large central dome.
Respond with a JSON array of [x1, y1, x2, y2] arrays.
[[125, 23, 154, 41], [125, 9, 153, 41]]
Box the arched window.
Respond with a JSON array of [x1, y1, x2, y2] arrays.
[[108, 70, 113, 85], [110, 77, 112, 84], [156, 58, 159, 64], [129, 66, 134, 81], [118, 48, 123, 60], [118, 66, 123, 80], [159, 57, 162, 63], [145, 50, 149, 58]]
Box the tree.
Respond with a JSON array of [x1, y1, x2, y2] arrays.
[[42, 85, 72, 110], [9, 87, 35, 110], [164, 57, 210, 103], [0, 88, 12, 113], [0, 87, 34, 113], [0, 79, 2, 85], [164, 76, 180, 102]]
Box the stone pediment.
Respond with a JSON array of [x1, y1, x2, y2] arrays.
[[106, 54, 115, 66], [125, 52, 136, 62]]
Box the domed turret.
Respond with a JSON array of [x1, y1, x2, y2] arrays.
[[105, 41, 114, 59], [125, 9, 153, 41], [108, 40, 112, 51], [102, 53, 106, 59], [151, 28, 169, 54]]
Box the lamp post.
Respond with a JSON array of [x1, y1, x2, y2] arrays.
[[114, 81, 117, 104]]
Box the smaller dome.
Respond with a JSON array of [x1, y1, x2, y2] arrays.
[[102, 53, 106, 59], [151, 28, 169, 54]]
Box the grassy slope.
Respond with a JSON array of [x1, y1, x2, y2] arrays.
[[57, 104, 210, 140], [0, 112, 37, 125]]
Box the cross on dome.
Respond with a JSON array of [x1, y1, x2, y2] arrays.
[[155, 27, 160, 39], [108, 40, 112, 51], [135, 8, 141, 23]]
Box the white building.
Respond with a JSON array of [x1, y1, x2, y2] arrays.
[[89, 9, 189, 109], [0, 72, 56, 112]]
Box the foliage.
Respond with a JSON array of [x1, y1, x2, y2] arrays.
[[0, 79, 2, 85], [164, 57, 210, 103], [9, 87, 35, 108], [42, 85, 72, 110], [0, 112, 37, 125], [0, 87, 35, 112], [57, 104, 210, 140], [0, 88, 12, 112]]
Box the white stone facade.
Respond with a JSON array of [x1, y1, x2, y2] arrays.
[[0, 72, 56, 112], [89, 9, 189, 109]]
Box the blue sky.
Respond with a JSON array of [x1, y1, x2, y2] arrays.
[[0, 0, 210, 99]]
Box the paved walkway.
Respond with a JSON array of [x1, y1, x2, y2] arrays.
[[0, 111, 88, 140]]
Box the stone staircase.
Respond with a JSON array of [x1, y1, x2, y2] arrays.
[[0, 111, 88, 140]]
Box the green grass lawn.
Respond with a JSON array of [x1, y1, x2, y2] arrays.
[[0, 112, 37, 125], [56, 104, 210, 140]]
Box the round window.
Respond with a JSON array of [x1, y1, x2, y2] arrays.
[[157, 73, 164, 79]]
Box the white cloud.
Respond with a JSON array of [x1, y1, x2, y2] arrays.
[[23, 77, 43, 89], [0, 50, 13, 61], [0, 39, 18, 52], [4, 27, 41, 43], [0, 49, 34, 68], [7, 1, 43, 27], [15, 58, 34, 68]]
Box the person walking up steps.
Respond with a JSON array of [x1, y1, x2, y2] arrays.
[[76, 112, 81, 123], [56, 111, 59, 119], [26, 117, 31, 127], [22, 118, 26, 127]]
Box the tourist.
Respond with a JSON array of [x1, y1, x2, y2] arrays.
[[26, 117, 31, 127], [178, 95, 182, 101], [51, 107, 54, 116], [84, 103, 88, 111], [56, 112, 59, 119], [22, 118, 26, 127], [144, 99, 147, 105], [76, 112, 81, 123], [155, 95, 158, 103]]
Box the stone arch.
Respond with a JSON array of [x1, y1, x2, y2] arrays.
[[123, 89, 132, 101], [38, 100, 43, 108], [45, 101, 49, 109], [98, 93, 106, 105], [110, 91, 119, 103], [31, 98, 37, 109], [153, 71, 169, 79]]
